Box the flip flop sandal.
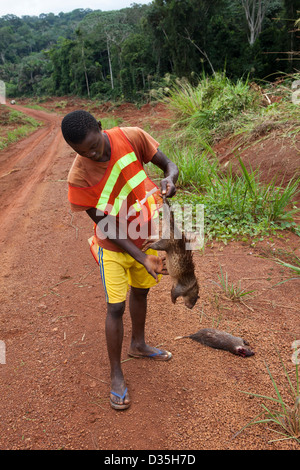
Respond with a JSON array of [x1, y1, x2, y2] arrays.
[[128, 347, 172, 361], [110, 387, 131, 410]]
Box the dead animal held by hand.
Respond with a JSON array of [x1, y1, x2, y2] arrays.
[[147, 195, 199, 309]]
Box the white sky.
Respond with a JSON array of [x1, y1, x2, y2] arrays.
[[0, 0, 152, 17]]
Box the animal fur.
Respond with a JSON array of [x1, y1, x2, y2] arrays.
[[148, 195, 199, 309], [175, 328, 255, 357]]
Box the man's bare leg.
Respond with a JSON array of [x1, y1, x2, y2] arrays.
[[106, 301, 130, 409], [128, 287, 172, 360]]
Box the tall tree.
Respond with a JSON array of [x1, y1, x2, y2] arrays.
[[241, 0, 271, 45], [75, 28, 91, 97], [147, 0, 225, 77], [79, 11, 134, 92]]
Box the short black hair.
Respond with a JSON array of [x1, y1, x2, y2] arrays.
[[61, 110, 100, 144]]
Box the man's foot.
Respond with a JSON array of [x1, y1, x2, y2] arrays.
[[128, 345, 172, 361], [110, 375, 131, 410], [110, 387, 131, 410]]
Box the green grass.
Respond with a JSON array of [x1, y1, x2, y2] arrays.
[[165, 72, 260, 144], [274, 255, 300, 284], [0, 108, 41, 150], [24, 104, 51, 112], [238, 350, 300, 444], [153, 158, 299, 243], [166, 72, 300, 147], [100, 117, 123, 129], [149, 136, 218, 189], [214, 265, 255, 302]]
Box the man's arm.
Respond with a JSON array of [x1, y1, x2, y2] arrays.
[[151, 149, 179, 198], [86, 148, 178, 279], [86, 208, 164, 281]]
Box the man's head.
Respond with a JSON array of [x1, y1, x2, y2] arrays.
[[61, 110, 106, 161], [61, 110, 100, 144]]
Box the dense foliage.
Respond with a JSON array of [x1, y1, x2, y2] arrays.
[[0, 0, 299, 101]]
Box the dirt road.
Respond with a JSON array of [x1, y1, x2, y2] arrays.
[[0, 103, 299, 450]]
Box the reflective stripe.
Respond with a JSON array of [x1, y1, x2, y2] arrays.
[[110, 170, 148, 216], [96, 151, 137, 212]]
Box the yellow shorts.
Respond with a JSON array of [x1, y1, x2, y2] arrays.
[[98, 246, 162, 303]]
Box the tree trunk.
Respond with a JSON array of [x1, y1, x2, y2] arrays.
[[242, 0, 270, 46], [107, 38, 114, 90], [183, 28, 215, 75], [81, 44, 90, 97]]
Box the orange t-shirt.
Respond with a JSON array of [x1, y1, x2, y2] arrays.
[[68, 127, 159, 212]]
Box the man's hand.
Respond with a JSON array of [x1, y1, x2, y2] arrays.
[[161, 175, 177, 198], [143, 254, 168, 281], [151, 149, 178, 199]]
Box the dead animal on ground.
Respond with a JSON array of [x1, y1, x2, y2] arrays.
[[145, 194, 199, 309], [175, 328, 255, 357]]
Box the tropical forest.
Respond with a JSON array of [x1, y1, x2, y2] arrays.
[[0, 0, 298, 100]]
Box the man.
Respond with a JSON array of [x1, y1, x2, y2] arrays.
[[61, 110, 178, 410]]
